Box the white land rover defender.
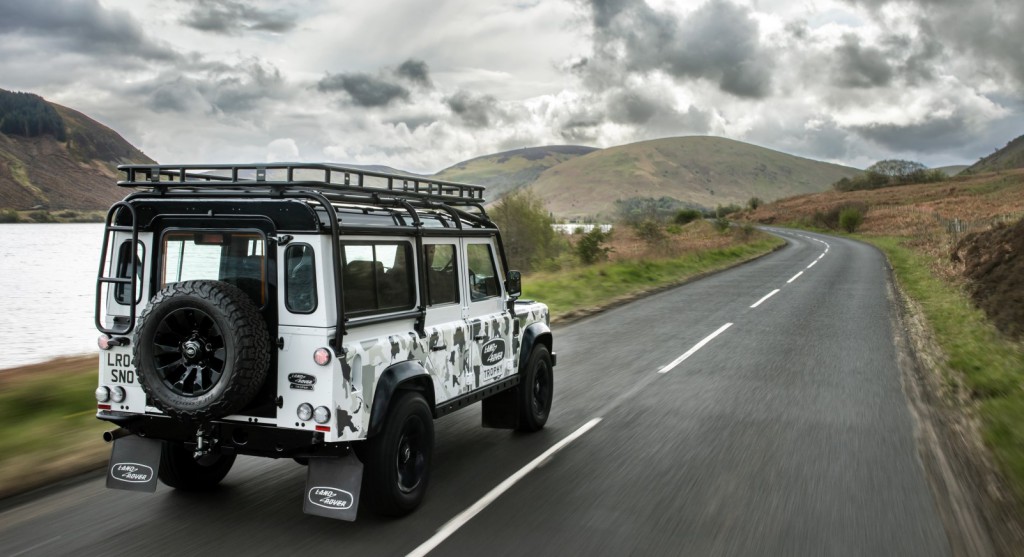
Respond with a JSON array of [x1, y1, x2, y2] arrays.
[[94, 163, 555, 520]]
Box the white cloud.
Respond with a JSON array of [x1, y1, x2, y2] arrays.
[[0, 0, 1020, 173]]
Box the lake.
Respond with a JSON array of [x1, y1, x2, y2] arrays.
[[0, 223, 105, 370]]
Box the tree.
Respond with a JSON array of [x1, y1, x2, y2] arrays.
[[576, 227, 612, 264], [747, 197, 763, 210], [489, 190, 560, 272]]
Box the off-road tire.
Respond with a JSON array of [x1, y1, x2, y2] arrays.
[[516, 345, 553, 432], [360, 391, 434, 517], [158, 441, 236, 491], [134, 280, 271, 421]]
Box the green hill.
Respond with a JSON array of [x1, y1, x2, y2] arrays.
[[526, 136, 860, 219], [433, 145, 597, 201], [934, 165, 969, 177], [964, 134, 1024, 174], [0, 89, 154, 210]]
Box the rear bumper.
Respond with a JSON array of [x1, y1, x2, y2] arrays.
[[98, 411, 350, 458]]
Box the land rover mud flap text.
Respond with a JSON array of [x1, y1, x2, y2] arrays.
[[106, 435, 162, 492], [303, 454, 363, 521]]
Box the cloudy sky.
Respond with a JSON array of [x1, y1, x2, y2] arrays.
[[1, 0, 1021, 173]]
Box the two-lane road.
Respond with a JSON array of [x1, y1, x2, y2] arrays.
[[1, 229, 951, 556]]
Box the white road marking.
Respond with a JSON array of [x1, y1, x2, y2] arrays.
[[817, 254, 824, 261], [658, 323, 734, 374], [787, 271, 804, 283], [407, 418, 603, 557], [750, 289, 780, 308], [11, 537, 62, 557], [807, 260, 817, 269]]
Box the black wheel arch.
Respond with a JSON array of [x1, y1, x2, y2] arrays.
[[519, 322, 553, 375], [367, 361, 435, 438]]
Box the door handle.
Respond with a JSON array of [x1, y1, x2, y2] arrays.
[[431, 344, 448, 352]]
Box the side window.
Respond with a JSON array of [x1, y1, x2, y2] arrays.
[[284, 244, 317, 314], [466, 243, 501, 301], [342, 242, 414, 316], [425, 244, 459, 306], [114, 240, 144, 305]]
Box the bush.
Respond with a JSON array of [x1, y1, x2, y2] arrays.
[[632, 219, 665, 245], [713, 217, 730, 232], [28, 210, 54, 223], [576, 227, 612, 264], [809, 202, 869, 230], [747, 197, 763, 210], [0, 209, 19, 223], [490, 191, 561, 272], [673, 208, 703, 225], [839, 207, 864, 232], [715, 204, 742, 217]]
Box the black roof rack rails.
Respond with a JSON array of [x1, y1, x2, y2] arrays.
[[117, 163, 487, 206]]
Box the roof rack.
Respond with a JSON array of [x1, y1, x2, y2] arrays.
[[117, 162, 487, 206]]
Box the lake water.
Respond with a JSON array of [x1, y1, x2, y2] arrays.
[[0, 223, 105, 370]]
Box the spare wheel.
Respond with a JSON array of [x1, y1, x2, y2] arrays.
[[133, 280, 271, 421]]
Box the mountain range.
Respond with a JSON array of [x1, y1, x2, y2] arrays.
[[4, 88, 1018, 219]]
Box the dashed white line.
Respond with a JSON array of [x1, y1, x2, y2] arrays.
[[817, 254, 824, 261], [807, 260, 817, 269], [787, 271, 804, 283], [750, 289, 780, 308], [658, 322, 733, 374], [407, 418, 603, 557]]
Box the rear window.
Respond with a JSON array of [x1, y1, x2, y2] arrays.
[[285, 244, 317, 314], [161, 231, 266, 306]]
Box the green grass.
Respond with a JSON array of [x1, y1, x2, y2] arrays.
[[867, 236, 1024, 499], [523, 235, 784, 318], [0, 364, 106, 458]]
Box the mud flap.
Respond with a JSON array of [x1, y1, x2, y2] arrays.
[[106, 435, 162, 492], [303, 454, 364, 521]]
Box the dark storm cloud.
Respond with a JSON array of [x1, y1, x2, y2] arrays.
[[135, 61, 289, 115], [396, 59, 432, 87], [445, 91, 499, 128], [178, 0, 298, 34], [852, 113, 970, 152], [0, 0, 179, 61], [832, 34, 893, 88], [317, 73, 410, 107], [607, 89, 712, 135], [580, 0, 773, 98], [841, 0, 1024, 88]]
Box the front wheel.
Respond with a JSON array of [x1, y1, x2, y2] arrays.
[[360, 391, 434, 517], [158, 441, 236, 491], [516, 345, 553, 432]]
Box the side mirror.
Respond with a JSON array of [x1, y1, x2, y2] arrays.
[[505, 270, 522, 299]]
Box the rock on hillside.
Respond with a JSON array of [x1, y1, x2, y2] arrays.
[[0, 89, 154, 210], [965, 134, 1024, 174], [433, 145, 597, 201]]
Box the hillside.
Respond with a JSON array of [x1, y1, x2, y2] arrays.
[[965, 134, 1024, 174], [0, 90, 153, 210], [526, 136, 859, 219], [934, 165, 969, 176], [433, 145, 597, 201]]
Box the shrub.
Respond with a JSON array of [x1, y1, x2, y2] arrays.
[[713, 217, 730, 232], [673, 208, 703, 225], [0, 209, 19, 223], [490, 190, 561, 271], [28, 210, 54, 223], [576, 227, 612, 264], [747, 197, 763, 210], [632, 219, 665, 245], [839, 207, 864, 232]]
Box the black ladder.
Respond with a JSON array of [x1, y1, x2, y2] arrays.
[[95, 201, 139, 336]]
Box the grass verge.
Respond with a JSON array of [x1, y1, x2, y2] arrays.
[[524, 235, 784, 319], [867, 236, 1024, 500], [0, 355, 109, 499]]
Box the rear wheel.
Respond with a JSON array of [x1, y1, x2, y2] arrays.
[[158, 441, 236, 491], [516, 345, 553, 432], [360, 391, 434, 516]]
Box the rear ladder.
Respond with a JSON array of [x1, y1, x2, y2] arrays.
[[95, 201, 139, 336]]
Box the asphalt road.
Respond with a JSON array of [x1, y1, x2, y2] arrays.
[[0, 229, 950, 556]]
